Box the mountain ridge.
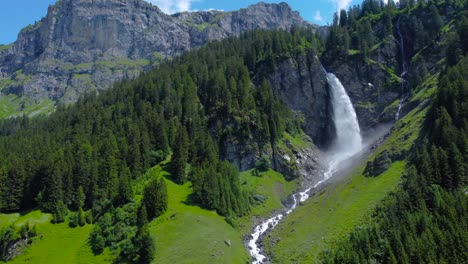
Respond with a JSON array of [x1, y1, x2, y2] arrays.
[[0, 0, 314, 107]]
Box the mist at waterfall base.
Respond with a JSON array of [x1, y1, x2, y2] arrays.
[[247, 72, 363, 264]]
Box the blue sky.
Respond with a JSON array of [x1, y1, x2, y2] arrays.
[[0, 0, 363, 45]]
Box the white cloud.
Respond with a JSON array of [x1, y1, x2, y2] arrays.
[[206, 8, 224, 12], [314, 10, 323, 22], [333, 0, 352, 12], [145, 0, 196, 14]]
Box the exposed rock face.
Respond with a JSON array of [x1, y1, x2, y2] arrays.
[[273, 138, 325, 184], [266, 53, 334, 148], [324, 37, 400, 134], [0, 0, 311, 104]]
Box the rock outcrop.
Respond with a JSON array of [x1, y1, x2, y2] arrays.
[[266, 53, 334, 148], [324, 37, 400, 134], [0, 0, 312, 105], [273, 137, 325, 184]]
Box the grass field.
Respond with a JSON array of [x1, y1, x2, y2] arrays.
[[263, 102, 428, 263], [150, 178, 250, 264], [0, 164, 299, 263], [264, 161, 405, 263], [236, 169, 299, 233], [0, 211, 111, 264], [148, 167, 299, 264]]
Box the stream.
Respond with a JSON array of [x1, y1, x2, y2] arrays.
[[247, 71, 363, 263], [395, 16, 409, 120]]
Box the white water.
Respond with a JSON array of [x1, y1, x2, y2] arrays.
[[326, 73, 362, 156], [395, 16, 409, 120], [248, 71, 362, 264]]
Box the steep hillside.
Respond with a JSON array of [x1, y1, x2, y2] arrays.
[[0, 29, 327, 263], [321, 0, 467, 132], [0, 0, 466, 263], [0, 0, 312, 114], [263, 0, 468, 263]]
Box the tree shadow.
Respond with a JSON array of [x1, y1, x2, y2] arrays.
[[182, 192, 199, 206], [160, 161, 172, 173]]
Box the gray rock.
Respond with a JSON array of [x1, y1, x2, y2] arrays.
[[364, 150, 392, 177], [0, 0, 314, 105], [224, 239, 231, 247], [324, 35, 401, 134], [265, 53, 334, 148]]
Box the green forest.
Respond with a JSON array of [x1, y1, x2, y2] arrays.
[[319, 0, 468, 263], [319, 56, 467, 264], [0, 28, 323, 262], [0, 0, 467, 263]]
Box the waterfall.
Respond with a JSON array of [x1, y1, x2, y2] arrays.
[[395, 16, 409, 120], [327, 73, 362, 157], [322, 72, 363, 178], [247, 69, 363, 264]]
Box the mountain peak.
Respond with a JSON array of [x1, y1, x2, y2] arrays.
[[0, 0, 310, 104]]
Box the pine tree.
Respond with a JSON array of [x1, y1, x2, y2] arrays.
[[171, 126, 189, 184], [0, 166, 8, 211], [133, 225, 155, 264], [155, 178, 168, 216], [142, 177, 168, 220], [115, 166, 133, 206], [137, 204, 148, 227]]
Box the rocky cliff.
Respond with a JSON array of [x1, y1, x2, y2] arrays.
[[265, 53, 334, 148], [324, 38, 400, 134], [0, 0, 311, 105], [322, 10, 450, 134]]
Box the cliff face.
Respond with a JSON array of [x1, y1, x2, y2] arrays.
[[324, 38, 400, 133], [266, 53, 334, 148], [0, 0, 311, 104]]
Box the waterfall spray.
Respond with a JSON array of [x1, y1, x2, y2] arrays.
[[247, 67, 362, 264]]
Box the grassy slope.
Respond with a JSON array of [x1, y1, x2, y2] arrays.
[[0, 211, 111, 264], [0, 156, 301, 263], [265, 161, 405, 263], [0, 94, 55, 119], [149, 176, 250, 264], [265, 102, 429, 263], [149, 166, 299, 264], [237, 169, 299, 234]]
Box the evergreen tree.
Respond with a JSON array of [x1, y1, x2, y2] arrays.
[[137, 204, 148, 227], [133, 225, 155, 264], [142, 178, 168, 220], [115, 166, 133, 206], [171, 126, 189, 184]]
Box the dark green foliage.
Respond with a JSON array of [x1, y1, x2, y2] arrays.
[[192, 158, 250, 217], [68, 209, 87, 228], [131, 225, 155, 264], [319, 56, 468, 264], [255, 155, 271, 172], [89, 202, 155, 264], [0, 29, 319, 218], [137, 204, 148, 227], [89, 203, 138, 255], [68, 212, 79, 228], [171, 126, 189, 184], [115, 166, 134, 206], [324, 0, 468, 91], [50, 201, 67, 223], [142, 178, 168, 221]]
